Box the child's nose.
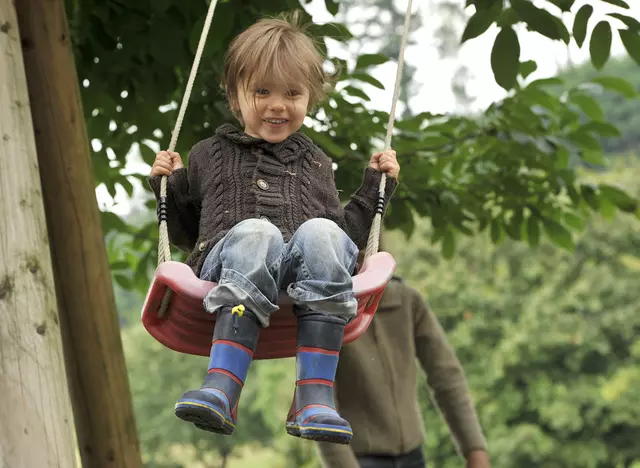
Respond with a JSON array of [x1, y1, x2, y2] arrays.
[[268, 98, 286, 112]]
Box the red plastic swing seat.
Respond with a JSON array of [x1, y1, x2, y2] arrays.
[[141, 251, 396, 359]]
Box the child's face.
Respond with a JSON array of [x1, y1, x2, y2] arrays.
[[236, 81, 309, 143]]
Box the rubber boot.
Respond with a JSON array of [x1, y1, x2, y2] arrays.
[[285, 313, 353, 444], [174, 304, 259, 435]]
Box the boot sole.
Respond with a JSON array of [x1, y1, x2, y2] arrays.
[[175, 400, 235, 435], [286, 423, 352, 444]]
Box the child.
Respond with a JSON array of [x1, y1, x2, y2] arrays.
[[147, 11, 400, 445]]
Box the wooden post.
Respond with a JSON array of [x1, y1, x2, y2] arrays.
[[0, 1, 77, 466], [14, 0, 143, 467]]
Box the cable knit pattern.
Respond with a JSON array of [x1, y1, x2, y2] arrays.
[[148, 123, 398, 277]]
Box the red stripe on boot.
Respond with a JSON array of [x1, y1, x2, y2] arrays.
[[294, 403, 334, 418], [297, 378, 333, 387], [296, 346, 339, 356], [207, 368, 243, 386], [212, 339, 255, 357]]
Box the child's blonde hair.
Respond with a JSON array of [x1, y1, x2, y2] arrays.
[[222, 11, 334, 118]]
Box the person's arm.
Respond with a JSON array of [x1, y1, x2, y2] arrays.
[[147, 144, 203, 252], [411, 290, 489, 463]]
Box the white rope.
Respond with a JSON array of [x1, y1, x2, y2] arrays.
[[157, 0, 219, 265], [365, 0, 414, 259]]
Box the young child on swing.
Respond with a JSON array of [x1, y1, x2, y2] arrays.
[[148, 11, 400, 445]]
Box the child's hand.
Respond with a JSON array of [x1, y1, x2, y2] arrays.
[[150, 150, 184, 177], [369, 149, 400, 179]]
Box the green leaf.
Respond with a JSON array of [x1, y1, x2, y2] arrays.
[[441, 229, 456, 259], [563, 212, 585, 231], [569, 130, 602, 152], [551, 15, 571, 44], [303, 127, 345, 157], [601, 0, 629, 8], [497, 8, 520, 28], [490, 218, 504, 244], [110, 261, 130, 271], [569, 92, 604, 121], [590, 75, 637, 97], [343, 86, 370, 101], [581, 183, 601, 211], [579, 121, 621, 138], [310, 22, 353, 42], [355, 53, 389, 70], [140, 143, 157, 166], [550, 0, 574, 12], [511, 0, 564, 40], [505, 210, 524, 240], [101, 211, 130, 235], [526, 215, 540, 247], [440, 191, 460, 209], [324, 0, 339, 16], [554, 146, 571, 169], [461, 2, 503, 43], [349, 72, 385, 90], [520, 60, 537, 79], [573, 4, 593, 47], [491, 27, 520, 91], [528, 77, 564, 88], [421, 134, 452, 148], [522, 87, 560, 111], [599, 184, 638, 212], [386, 200, 416, 237], [580, 150, 608, 166], [599, 195, 617, 220], [590, 21, 612, 70], [619, 29, 640, 66], [608, 13, 640, 32], [114, 274, 133, 290], [542, 218, 575, 250]]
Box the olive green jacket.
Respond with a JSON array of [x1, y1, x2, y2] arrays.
[[317, 277, 487, 467]]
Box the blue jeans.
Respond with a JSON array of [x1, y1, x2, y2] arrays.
[[199, 218, 359, 327]]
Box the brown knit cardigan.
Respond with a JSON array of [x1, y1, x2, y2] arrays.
[[147, 124, 397, 276]]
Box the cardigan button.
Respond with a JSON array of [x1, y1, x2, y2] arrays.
[[256, 179, 269, 190], [198, 241, 207, 252]]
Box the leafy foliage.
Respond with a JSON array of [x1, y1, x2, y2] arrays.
[[558, 57, 640, 155], [462, 0, 640, 90], [388, 160, 640, 468], [64, 0, 640, 292]]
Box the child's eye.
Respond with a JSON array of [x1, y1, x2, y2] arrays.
[[287, 89, 301, 97], [255, 88, 269, 96]]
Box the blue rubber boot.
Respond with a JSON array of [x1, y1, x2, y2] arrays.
[[174, 305, 259, 435], [285, 313, 353, 444]]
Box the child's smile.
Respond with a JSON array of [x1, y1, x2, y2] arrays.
[[237, 81, 309, 143]]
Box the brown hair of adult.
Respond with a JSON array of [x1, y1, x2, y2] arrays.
[[221, 10, 335, 118]]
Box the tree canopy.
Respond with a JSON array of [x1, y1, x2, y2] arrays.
[[63, 0, 640, 296]]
